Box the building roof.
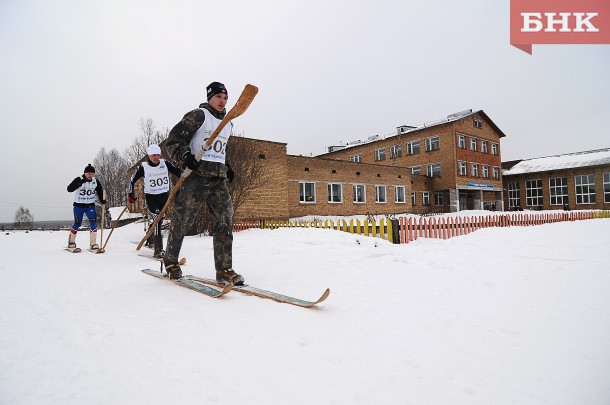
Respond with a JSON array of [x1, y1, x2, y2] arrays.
[[502, 148, 610, 175], [319, 109, 505, 156]]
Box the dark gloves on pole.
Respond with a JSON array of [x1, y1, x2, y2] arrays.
[[182, 151, 200, 171]]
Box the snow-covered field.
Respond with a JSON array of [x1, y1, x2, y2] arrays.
[[1, 216, 609, 404]]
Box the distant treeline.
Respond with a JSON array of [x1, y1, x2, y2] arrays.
[[1, 220, 73, 231]]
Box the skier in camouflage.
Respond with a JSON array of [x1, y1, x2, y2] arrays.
[[163, 82, 242, 285]]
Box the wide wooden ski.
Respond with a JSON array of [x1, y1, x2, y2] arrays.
[[64, 247, 82, 253], [142, 269, 231, 298], [186, 275, 330, 308]]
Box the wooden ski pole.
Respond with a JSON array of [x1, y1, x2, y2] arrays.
[[136, 83, 258, 251], [101, 205, 129, 251], [96, 190, 107, 253]]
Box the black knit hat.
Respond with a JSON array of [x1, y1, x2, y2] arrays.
[[206, 82, 228, 101], [84, 163, 95, 173]]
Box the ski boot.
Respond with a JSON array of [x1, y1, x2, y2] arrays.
[[68, 231, 77, 248], [216, 269, 244, 286], [153, 250, 165, 259], [90, 231, 99, 250], [163, 258, 183, 280], [153, 234, 165, 259]]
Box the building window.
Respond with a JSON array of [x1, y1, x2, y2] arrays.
[[458, 161, 467, 176], [508, 181, 520, 208], [299, 181, 316, 203], [349, 154, 362, 163], [474, 118, 483, 128], [425, 136, 440, 152], [482, 165, 489, 178], [411, 191, 417, 206], [389, 144, 402, 158], [549, 177, 568, 205], [374, 148, 386, 161], [410, 166, 422, 175], [469, 137, 478, 151], [395, 186, 406, 203], [471, 163, 479, 177], [604, 173, 610, 203], [492, 167, 500, 179], [434, 192, 444, 206], [407, 140, 420, 155], [457, 134, 466, 149], [575, 174, 596, 204], [422, 192, 430, 206], [491, 143, 499, 156], [375, 185, 387, 203], [328, 183, 342, 203], [525, 179, 543, 207], [353, 184, 366, 203], [481, 140, 488, 154], [426, 163, 441, 177]]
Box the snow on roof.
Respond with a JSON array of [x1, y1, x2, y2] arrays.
[[503, 148, 610, 175]]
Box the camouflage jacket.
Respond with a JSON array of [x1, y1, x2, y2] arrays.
[[166, 103, 232, 178]]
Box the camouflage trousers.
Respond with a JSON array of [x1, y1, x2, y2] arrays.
[[165, 174, 233, 271]]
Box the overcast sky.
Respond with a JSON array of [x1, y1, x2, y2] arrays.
[[1, 0, 608, 222]]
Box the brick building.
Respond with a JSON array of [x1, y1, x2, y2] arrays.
[[318, 109, 506, 213], [502, 148, 610, 211]]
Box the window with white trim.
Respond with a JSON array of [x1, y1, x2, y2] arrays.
[[575, 174, 596, 204], [327, 183, 342, 203], [374, 148, 386, 161], [389, 144, 402, 158], [410, 166, 422, 175], [482, 165, 489, 178], [549, 177, 568, 205], [481, 140, 488, 154], [349, 154, 362, 163], [375, 185, 387, 203], [469, 137, 478, 151], [508, 181, 520, 208], [353, 184, 366, 203], [471, 163, 479, 177], [434, 192, 444, 206], [407, 140, 420, 155], [458, 161, 467, 176], [411, 191, 417, 206], [426, 163, 441, 177], [525, 179, 543, 207], [474, 118, 483, 128], [492, 167, 500, 179], [491, 143, 499, 156], [422, 192, 430, 206], [604, 172, 610, 203], [395, 186, 406, 203], [425, 136, 440, 152], [457, 134, 466, 149], [299, 181, 316, 203]]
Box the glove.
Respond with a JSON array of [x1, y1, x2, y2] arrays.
[[182, 151, 200, 170], [226, 164, 235, 183], [128, 192, 137, 204]]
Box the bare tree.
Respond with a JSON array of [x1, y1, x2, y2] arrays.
[[123, 118, 169, 164], [14, 206, 33, 229], [94, 147, 130, 207]]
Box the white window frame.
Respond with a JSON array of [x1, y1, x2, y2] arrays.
[[575, 174, 596, 204], [481, 140, 488, 154], [471, 163, 479, 177], [474, 118, 483, 128], [425, 136, 440, 152], [491, 143, 499, 156], [458, 161, 467, 176], [299, 181, 316, 203], [482, 165, 489, 178], [422, 192, 430, 206], [508, 181, 520, 208], [525, 179, 543, 207], [349, 154, 362, 163], [426, 163, 440, 178], [353, 184, 366, 204], [389, 144, 402, 158], [492, 167, 500, 179], [411, 191, 417, 206], [375, 185, 387, 203], [407, 140, 420, 155], [469, 137, 478, 151], [410, 166, 422, 175], [395, 186, 406, 203], [457, 134, 466, 149], [327, 183, 342, 203], [434, 192, 444, 206], [604, 172, 610, 203], [549, 177, 568, 206], [374, 148, 386, 161]]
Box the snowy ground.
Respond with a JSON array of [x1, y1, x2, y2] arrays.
[[1, 216, 609, 404]]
